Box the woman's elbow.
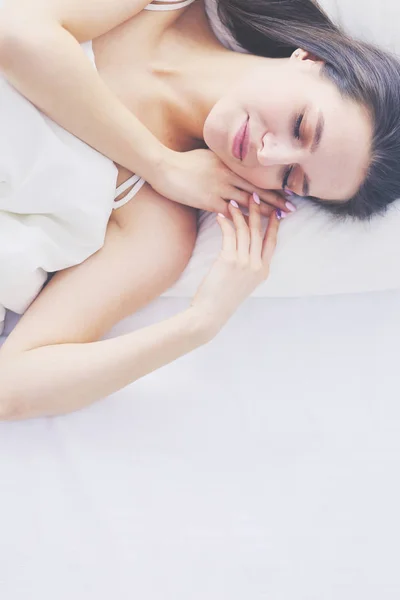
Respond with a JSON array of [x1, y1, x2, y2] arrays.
[[0, 356, 29, 421], [0, 373, 24, 420], [0, 392, 24, 421], [0, 11, 31, 66], [0, 9, 56, 69]]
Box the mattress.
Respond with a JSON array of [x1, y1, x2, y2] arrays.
[[1, 291, 400, 599]]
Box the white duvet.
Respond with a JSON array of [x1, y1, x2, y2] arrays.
[[0, 43, 117, 331]]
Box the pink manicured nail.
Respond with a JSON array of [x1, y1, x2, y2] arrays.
[[285, 189, 295, 197], [253, 192, 261, 205], [218, 213, 226, 219], [230, 200, 239, 208], [276, 210, 287, 220], [285, 201, 296, 212]]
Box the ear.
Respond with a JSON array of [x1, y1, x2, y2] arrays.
[[291, 48, 324, 66]]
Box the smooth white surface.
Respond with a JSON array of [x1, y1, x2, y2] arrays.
[[1, 292, 400, 599], [319, 0, 400, 52], [165, 201, 400, 298]]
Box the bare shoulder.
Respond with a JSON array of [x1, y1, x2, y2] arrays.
[[0, 185, 197, 357]]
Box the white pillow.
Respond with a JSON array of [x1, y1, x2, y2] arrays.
[[165, 0, 400, 299], [319, 0, 400, 54], [164, 201, 400, 298]]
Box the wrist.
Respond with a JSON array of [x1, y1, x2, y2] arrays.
[[156, 147, 181, 185], [185, 304, 224, 344], [128, 133, 170, 184], [140, 144, 178, 188]]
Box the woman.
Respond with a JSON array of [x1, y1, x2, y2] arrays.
[[0, 0, 292, 324], [0, 0, 399, 419]]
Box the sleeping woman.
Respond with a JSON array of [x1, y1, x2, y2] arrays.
[[0, 0, 399, 419]]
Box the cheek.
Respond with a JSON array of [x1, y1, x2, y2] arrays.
[[203, 100, 233, 152], [258, 106, 289, 138], [202, 117, 215, 151], [247, 84, 299, 138], [203, 107, 220, 147], [248, 167, 280, 189], [227, 161, 281, 190]]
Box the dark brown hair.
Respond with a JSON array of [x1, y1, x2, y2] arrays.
[[217, 0, 400, 219]]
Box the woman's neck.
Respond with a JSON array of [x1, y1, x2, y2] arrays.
[[153, 0, 264, 140]]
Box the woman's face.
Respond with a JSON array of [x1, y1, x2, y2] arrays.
[[203, 51, 373, 202]]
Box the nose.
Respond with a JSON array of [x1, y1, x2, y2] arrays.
[[257, 132, 303, 167]]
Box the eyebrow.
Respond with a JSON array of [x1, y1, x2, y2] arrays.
[[302, 112, 325, 196]]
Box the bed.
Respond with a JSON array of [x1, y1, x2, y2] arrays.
[[1, 291, 400, 599], [1, 1, 400, 598]]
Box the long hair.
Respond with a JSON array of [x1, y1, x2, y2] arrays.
[[217, 0, 400, 219]]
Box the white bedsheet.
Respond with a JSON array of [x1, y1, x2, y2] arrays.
[[1, 292, 400, 599]]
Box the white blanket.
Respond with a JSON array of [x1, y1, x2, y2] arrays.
[[0, 43, 117, 331]]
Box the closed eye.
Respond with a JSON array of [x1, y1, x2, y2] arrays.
[[293, 113, 304, 140], [281, 113, 305, 189], [282, 165, 294, 189]]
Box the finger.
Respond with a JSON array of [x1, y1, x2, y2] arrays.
[[230, 174, 261, 195], [230, 176, 295, 215], [258, 200, 275, 218], [216, 213, 237, 256], [262, 211, 280, 266], [258, 190, 289, 212], [249, 193, 263, 264], [229, 175, 284, 206], [227, 189, 274, 219], [210, 198, 231, 217], [228, 201, 250, 264], [217, 201, 251, 220], [224, 188, 251, 210], [249, 192, 276, 217]]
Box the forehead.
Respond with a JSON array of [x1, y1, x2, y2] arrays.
[[309, 92, 372, 201]]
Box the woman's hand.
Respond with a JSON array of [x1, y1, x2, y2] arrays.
[[191, 194, 280, 335], [152, 147, 290, 217]]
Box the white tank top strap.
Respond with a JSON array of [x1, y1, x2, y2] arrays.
[[145, 0, 196, 11], [113, 174, 146, 210]]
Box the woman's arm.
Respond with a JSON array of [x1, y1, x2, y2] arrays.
[[0, 1, 290, 217], [5, 0, 152, 42], [0, 185, 199, 419], [0, 306, 208, 420], [0, 0, 169, 183], [0, 187, 280, 421]]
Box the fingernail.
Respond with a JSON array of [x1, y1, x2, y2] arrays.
[[252, 192, 261, 205], [285, 201, 297, 212], [230, 200, 239, 208], [285, 189, 295, 197], [218, 213, 226, 219], [276, 210, 287, 220]]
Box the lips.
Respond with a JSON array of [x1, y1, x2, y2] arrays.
[[232, 116, 250, 161]]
